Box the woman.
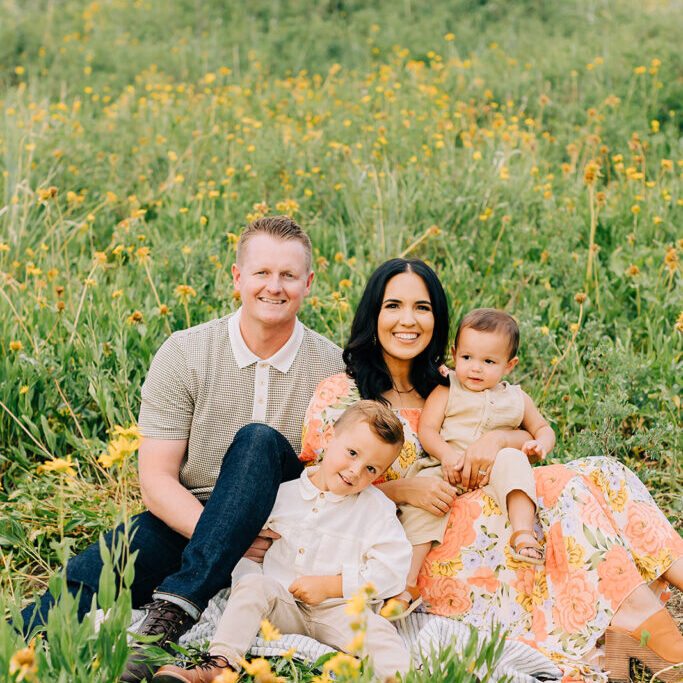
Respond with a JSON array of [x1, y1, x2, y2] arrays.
[[301, 258, 683, 681]]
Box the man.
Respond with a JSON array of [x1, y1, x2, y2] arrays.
[[20, 216, 345, 682]]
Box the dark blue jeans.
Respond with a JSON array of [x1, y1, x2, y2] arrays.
[[19, 423, 301, 635]]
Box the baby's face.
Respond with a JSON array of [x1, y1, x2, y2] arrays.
[[312, 419, 399, 496], [452, 327, 518, 392]]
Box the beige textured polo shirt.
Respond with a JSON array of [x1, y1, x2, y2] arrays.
[[138, 309, 344, 500]]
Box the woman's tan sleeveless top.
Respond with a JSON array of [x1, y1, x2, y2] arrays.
[[440, 373, 525, 453]]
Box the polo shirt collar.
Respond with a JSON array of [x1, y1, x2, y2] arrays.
[[228, 307, 304, 373], [299, 466, 346, 503]]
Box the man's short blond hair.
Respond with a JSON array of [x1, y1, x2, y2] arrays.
[[334, 400, 404, 448], [236, 215, 312, 272]]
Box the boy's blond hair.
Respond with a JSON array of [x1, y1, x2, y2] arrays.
[[334, 400, 404, 448], [236, 215, 312, 271], [455, 308, 520, 360]]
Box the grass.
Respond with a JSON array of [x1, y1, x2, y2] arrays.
[[0, 0, 681, 680]]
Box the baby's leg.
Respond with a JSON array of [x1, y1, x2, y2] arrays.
[[393, 465, 450, 604], [487, 448, 542, 562], [309, 603, 411, 678], [408, 542, 431, 587], [210, 573, 307, 667]]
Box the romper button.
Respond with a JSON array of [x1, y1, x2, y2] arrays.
[[298, 548, 305, 554], [319, 492, 324, 498], [312, 507, 318, 513]]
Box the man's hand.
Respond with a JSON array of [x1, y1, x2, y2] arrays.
[[289, 575, 341, 605], [441, 449, 464, 486], [243, 529, 281, 563], [522, 440, 547, 461]]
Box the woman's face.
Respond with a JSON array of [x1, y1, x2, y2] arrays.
[[376, 271, 435, 365]]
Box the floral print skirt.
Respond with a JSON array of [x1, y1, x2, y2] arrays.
[[419, 457, 683, 679]]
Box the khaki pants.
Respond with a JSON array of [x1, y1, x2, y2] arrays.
[[399, 448, 537, 545], [210, 573, 411, 678]]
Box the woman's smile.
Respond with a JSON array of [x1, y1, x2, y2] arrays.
[[377, 272, 435, 364]]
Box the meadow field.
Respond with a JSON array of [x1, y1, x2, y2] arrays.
[[1, 0, 681, 680]]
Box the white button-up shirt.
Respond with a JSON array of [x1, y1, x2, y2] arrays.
[[262, 467, 411, 602], [228, 307, 304, 422]]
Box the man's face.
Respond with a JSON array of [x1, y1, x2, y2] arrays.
[[232, 234, 313, 330]]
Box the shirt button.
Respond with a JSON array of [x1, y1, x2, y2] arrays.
[[312, 507, 318, 513], [319, 492, 324, 498], [298, 548, 305, 554], [258, 398, 264, 404]]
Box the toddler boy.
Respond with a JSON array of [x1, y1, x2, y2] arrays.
[[154, 400, 412, 682]]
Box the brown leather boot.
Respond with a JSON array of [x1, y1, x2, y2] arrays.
[[152, 654, 234, 682], [120, 600, 196, 682]]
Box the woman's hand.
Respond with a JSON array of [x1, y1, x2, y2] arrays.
[[460, 431, 505, 490], [402, 476, 456, 516]]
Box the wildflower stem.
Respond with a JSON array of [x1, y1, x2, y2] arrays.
[[0, 397, 53, 458], [371, 171, 385, 257], [586, 185, 597, 283], [143, 260, 173, 335], [484, 221, 507, 281], [68, 262, 99, 346], [399, 225, 437, 259], [540, 304, 584, 405]]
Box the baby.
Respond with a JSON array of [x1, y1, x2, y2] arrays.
[[383, 308, 555, 619], [153, 400, 412, 683]]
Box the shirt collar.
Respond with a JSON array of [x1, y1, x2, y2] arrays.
[[228, 307, 304, 373], [299, 466, 347, 503]]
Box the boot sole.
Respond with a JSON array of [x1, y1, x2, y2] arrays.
[[605, 627, 683, 682]]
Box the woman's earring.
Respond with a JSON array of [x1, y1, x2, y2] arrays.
[[373, 334, 377, 346]]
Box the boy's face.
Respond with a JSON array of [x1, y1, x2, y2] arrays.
[[311, 418, 400, 496], [452, 327, 518, 392]]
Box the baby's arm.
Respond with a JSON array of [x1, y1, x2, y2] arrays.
[[289, 575, 342, 605], [418, 384, 464, 485], [520, 391, 555, 463]]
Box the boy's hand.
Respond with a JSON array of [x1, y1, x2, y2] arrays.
[[522, 440, 547, 460], [441, 449, 464, 486], [289, 575, 340, 605]]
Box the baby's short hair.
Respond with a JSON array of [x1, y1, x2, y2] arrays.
[[454, 308, 520, 359], [334, 400, 404, 447]]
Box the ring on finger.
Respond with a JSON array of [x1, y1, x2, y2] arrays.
[[478, 469, 487, 476]]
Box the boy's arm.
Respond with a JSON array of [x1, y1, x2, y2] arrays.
[[289, 575, 342, 605], [418, 385, 464, 484], [520, 391, 556, 463]]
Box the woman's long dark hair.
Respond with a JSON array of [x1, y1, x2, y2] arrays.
[[343, 258, 450, 403]]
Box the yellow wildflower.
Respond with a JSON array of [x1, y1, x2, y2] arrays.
[[323, 652, 361, 676], [664, 247, 678, 274], [37, 457, 77, 477], [126, 311, 144, 325], [260, 619, 282, 641], [9, 640, 37, 682], [215, 670, 239, 683], [9, 340, 23, 352], [135, 246, 151, 263], [345, 631, 365, 652], [37, 186, 58, 202], [174, 284, 197, 299], [239, 657, 285, 682], [345, 591, 366, 616]]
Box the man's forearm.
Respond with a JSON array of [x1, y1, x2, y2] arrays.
[[142, 474, 204, 538]]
